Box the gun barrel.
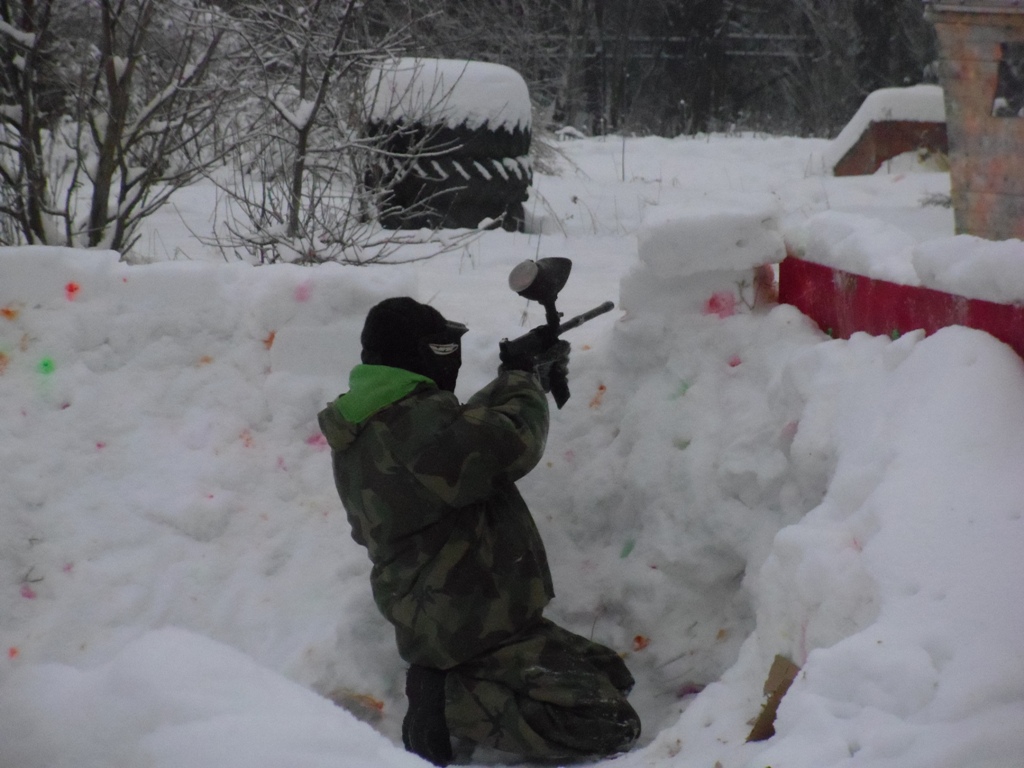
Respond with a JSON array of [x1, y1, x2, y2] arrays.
[[556, 301, 615, 335]]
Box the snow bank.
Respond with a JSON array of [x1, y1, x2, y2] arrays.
[[0, 245, 414, 685], [621, 197, 783, 321], [788, 211, 1024, 304], [601, 204, 1024, 768], [364, 58, 531, 131], [0, 627, 422, 768], [913, 235, 1024, 305], [739, 324, 1024, 768], [0, 133, 1021, 768]]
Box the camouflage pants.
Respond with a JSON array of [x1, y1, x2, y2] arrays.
[[443, 618, 641, 761]]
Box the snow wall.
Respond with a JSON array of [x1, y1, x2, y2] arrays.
[[1, 200, 1023, 768]]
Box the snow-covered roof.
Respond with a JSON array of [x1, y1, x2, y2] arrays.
[[825, 85, 946, 171], [363, 58, 532, 132]]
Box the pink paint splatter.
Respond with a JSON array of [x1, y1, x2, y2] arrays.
[[95, 441, 106, 450], [62, 563, 74, 573], [65, 282, 81, 301], [563, 449, 576, 463], [20, 584, 37, 599], [8, 646, 19, 659], [306, 433, 328, 450], [277, 456, 288, 470], [676, 682, 705, 698], [727, 355, 742, 367], [294, 282, 313, 302], [703, 291, 736, 318]]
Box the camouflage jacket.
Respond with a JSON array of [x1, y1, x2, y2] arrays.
[[318, 364, 555, 669]]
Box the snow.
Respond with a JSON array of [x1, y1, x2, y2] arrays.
[[0, 18, 36, 48], [2, 129, 1023, 768], [913, 235, 1024, 304], [823, 84, 946, 172], [788, 211, 1024, 303], [364, 58, 532, 132]]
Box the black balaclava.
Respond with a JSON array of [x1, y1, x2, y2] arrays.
[[360, 297, 467, 393]]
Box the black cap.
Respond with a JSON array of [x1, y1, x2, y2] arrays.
[[360, 297, 467, 391]]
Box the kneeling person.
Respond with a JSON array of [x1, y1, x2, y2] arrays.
[[318, 297, 640, 765]]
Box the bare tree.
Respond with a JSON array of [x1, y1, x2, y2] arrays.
[[0, 0, 230, 252], [724, 0, 936, 136], [210, 0, 410, 263]]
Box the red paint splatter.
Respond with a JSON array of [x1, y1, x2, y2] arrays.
[[306, 433, 328, 450], [263, 330, 276, 350], [0, 352, 8, 376], [589, 383, 607, 409], [728, 355, 742, 367], [676, 682, 705, 698], [65, 282, 81, 301], [703, 291, 736, 318], [20, 584, 37, 599], [632, 635, 650, 652], [197, 355, 214, 366], [95, 441, 106, 450], [1, 305, 19, 321], [8, 647, 18, 659], [294, 282, 313, 302]]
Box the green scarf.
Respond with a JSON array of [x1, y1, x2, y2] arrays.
[[333, 364, 435, 424]]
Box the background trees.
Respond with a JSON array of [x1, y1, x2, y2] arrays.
[[1, 0, 226, 251], [380, 0, 936, 136], [207, 0, 407, 263], [1, 0, 939, 255]]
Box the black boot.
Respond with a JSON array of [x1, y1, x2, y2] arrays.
[[402, 665, 452, 767]]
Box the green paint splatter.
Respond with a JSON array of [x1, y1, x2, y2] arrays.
[[671, 381, 691, 399], [673, 438, 691, 451], [37, 357, 55, 375], [890, 328, 901, 340], [620, 538, 635, 558]]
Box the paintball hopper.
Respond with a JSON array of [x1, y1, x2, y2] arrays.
[[508, 258, 572, 305]]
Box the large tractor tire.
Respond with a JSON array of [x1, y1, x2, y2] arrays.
[[368, 155, 531, 232], [363, 58, 533, 232]]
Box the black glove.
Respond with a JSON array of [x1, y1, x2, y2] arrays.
[[498, 338, 536, 373], [534, 339, 570, 396]]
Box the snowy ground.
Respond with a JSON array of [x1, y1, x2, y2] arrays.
[[1, 131, 1022, 768]]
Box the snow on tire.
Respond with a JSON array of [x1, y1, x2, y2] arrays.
[[363, 58, 533, 231]]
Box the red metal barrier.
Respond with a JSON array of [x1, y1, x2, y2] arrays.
[[778, 255, 1024, 358]]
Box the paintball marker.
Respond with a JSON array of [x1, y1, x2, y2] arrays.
[[500, 257, 615, 408]]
